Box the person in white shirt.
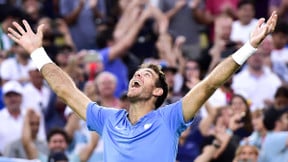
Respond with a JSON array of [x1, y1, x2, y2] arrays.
[[0, 81, 25, 153], [270, 21, 288, 65], [0, 43, 34, 85], [230, 0, 258, 44], [232, 49, 282, 111], [22, 63, 51, 140]]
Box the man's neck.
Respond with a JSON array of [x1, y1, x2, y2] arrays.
[[248, 67, 263, 77], [8, 108, 21, 119], [100, 95, 119, 107], [16, 55, 29, 65], [128, 101, 155, 125]]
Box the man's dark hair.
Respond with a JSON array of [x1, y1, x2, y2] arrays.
[[237, 0, 254, 9], [140, 64, 168, 109], [263, 107, 288, 130], [47, 128, 69, 144], [273, 21, 288, 35], [275, 85, 288, 99], [0, 4, 25, 22], [96, 27, 114, 49]]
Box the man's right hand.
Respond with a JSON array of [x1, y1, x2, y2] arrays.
[[7, 20, 44, 54]]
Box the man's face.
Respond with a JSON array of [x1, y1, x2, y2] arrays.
[[96, 74, 116, 97], [231, 96, 247, 114], [48, 134, 67, 152], [30, 115, 40, 137], [4, 92, 22, 112], [127, 68, 159, 101], [272, 32, 288, 49], [252, 114, 264, 131], [29, 70, 43, 85], [247, 51, 263, 71], [237, 146, 258, 162], [279, 112, 288, 131], [275, 96, 288, 109], [163, 70, 174, 89], [185, 61, 200, 81], [237, 4, 255, 25]]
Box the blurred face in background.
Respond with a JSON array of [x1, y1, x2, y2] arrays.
[[163, 70, 175, 90], [29, 69, 44, 87], [214, 15, 233, 41], [22, 0, 40, 15], [272, 32, 288, 49], [237, 3, 255, 25], [48, 134, 67, 153], [30, 114, 40, 138], [4, 92, 22, 113], [95, 72, 117, 97], [235, 145, 258, 162], [231, 95, 248, 114], [278, 112, 288, 131], [247, 50, 263, 71], [251, 110, 265, 132], [185, 60, 200, 81]]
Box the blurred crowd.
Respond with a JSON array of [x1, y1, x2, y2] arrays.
[[0, 0, 288, 162]]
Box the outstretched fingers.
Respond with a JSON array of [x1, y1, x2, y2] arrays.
[[256, 18, 265, 29], [7, 27, 21, 39], [22, 20, 33, 33], [266, 11, 278, 33], [36, 24, 45, 39], [7, 28, 20, 43], [12, 21, 26, 35]]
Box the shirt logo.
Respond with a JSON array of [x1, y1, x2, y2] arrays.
[[144, 123, 152, 130], [115, 125, 125, 130]]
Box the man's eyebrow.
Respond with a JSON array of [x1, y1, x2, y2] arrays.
[[144, 69, 156, 76]]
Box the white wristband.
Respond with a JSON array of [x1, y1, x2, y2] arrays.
[[232, 42, 257, 65], [30, 47, 53, 71]]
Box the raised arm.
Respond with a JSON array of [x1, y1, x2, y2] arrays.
[[22, 109, 39, 159], [109, 5, 151, 60], [79, 132, 99, 161], [7, 20, 91, 120], [181, 12, 278, 122]]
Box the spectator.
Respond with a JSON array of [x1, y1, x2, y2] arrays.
[[0, 81, 25, 154], [59, 0, 102, 51], [233, 145, 259, 162], [258, 106, 288, 162], [116, 0, 167, 61], [3, 109, 48, 159], [94, 71, 121, 108], [22, 125, 98, 162], [240, 109, 267, 149], [0, 4, 23, 56], [230, 0, 258, 44], [159, 0, 207, 59], [269, 0, 288, 22], [21, 0, 47, 29], [230, 94, 253, 138], [22, 63, 51, 114], [21, 63, 50, 140], [200, 106, 240, 162], [232, 48, 282, 111], [204, 0, 240, 42], [274, 85, 288, 109], [270, 21, 288, 66], [207, 14, 242, 72], [0, 43, 34, 85], [176, 118, 204, 162], [161, 64, 181, 105]]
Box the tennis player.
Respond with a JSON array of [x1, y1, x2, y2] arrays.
[[7, 11, 277, 162]]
